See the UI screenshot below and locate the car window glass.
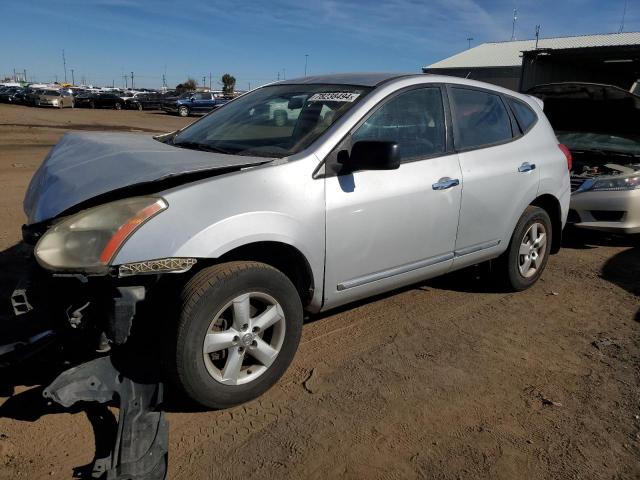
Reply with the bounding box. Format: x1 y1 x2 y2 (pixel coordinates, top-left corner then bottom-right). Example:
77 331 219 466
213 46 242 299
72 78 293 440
508 98 537 133
351 87 446 161
450 88 513 150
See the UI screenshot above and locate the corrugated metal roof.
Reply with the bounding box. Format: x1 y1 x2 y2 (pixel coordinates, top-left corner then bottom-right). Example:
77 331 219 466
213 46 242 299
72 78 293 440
425 32 640 69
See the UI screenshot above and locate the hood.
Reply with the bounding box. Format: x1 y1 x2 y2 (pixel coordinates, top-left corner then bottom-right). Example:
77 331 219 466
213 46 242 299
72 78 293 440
24 132 271 224
527 83 640 137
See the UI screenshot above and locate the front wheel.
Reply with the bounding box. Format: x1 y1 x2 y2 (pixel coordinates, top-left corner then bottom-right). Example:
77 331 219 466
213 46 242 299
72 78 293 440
500 206 552 291
137 103 143 111
178 105 189 117
115 102 122 110
170 261 303 408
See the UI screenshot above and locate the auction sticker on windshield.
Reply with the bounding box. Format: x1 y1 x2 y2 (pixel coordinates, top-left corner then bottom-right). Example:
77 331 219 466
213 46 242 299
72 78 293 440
308 92 360 102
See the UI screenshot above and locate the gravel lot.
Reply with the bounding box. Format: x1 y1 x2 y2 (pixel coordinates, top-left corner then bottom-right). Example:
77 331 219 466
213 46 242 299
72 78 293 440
0 103 638 480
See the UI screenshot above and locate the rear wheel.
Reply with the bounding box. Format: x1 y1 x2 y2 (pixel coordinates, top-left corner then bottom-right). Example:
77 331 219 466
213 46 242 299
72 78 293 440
178 105 189 117
170 261 303 408
137 103 143 111
115 102 122 110
500 206 552 291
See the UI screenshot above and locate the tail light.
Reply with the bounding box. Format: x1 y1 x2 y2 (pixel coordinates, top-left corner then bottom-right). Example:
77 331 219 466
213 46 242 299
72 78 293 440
558 144 572 171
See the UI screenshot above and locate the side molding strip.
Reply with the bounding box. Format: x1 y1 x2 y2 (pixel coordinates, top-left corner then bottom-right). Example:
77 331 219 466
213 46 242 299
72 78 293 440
337 252 454 291
454 239 501 257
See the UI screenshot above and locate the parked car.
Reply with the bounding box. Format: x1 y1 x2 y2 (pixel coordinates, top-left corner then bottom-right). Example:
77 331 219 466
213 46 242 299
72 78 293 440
528 82 640 234
162 91 227 116
21 88 44 106
75 92 125 109
8 73 570 409
35 89 74 108
125 93 165 111
0 86 23 103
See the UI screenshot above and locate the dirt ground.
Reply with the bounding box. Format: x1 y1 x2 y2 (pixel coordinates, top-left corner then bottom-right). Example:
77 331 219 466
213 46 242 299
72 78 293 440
0 103 638 480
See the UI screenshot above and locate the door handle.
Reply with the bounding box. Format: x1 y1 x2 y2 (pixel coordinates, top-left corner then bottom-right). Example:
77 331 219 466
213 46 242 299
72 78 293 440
432 177 460 190
518 162 536 173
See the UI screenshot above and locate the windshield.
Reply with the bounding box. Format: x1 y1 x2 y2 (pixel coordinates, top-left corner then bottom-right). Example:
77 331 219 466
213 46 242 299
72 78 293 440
172 84 371 157
557 131 640 156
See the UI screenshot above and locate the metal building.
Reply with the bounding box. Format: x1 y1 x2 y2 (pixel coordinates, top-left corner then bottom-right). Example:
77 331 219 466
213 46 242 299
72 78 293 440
423 32 640 92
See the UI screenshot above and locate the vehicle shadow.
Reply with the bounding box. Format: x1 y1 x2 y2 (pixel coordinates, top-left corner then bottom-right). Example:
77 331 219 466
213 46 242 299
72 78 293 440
600 245 640 323
561 225 639 250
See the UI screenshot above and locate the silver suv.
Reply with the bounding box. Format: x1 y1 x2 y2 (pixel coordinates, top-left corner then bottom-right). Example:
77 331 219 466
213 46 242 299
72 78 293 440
13 73 570 408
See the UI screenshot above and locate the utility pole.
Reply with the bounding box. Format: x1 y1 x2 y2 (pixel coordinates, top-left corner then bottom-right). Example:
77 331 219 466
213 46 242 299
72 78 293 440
282 68 286 80
71 69 75 86
13 68 16 82
467 37 474 49
511 9 518 41
535 25 541 49
277 71 280 81
202 75 207 90
304 54 309 77
23 70 27 83
131 72 134 89
248 82 251 91
124 74 128 88
619 0 628 33
62 49 67 83
209 72 212 90
54 74 58 83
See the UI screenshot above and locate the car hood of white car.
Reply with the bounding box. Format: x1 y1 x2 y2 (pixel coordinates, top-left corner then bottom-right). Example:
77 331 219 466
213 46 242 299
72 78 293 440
24 131 271 224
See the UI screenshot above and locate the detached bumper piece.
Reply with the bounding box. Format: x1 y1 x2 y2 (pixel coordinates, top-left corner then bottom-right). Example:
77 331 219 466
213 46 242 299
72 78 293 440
43 355 168 480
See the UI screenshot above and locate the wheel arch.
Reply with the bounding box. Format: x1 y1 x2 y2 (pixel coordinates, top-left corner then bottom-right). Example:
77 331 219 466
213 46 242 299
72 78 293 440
530 194 562 254
199 241 316 307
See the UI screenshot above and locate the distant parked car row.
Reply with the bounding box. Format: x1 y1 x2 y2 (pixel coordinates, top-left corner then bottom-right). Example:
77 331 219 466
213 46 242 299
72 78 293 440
0 85 233 116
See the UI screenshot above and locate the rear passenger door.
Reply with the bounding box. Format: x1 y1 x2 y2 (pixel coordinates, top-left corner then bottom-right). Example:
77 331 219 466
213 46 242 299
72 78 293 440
448 86 540 265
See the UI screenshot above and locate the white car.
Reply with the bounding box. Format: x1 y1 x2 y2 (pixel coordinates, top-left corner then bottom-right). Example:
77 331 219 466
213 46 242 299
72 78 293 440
529 83 640 234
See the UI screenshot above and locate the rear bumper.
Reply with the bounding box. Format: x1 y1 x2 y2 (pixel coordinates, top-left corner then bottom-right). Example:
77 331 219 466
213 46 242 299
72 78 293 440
569 188 640 234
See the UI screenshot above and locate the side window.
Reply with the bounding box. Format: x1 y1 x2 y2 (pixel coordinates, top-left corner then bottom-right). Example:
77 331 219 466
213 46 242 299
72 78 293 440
352 87 446 161
449 88 513 150
508 98 537 134
193 93 204 100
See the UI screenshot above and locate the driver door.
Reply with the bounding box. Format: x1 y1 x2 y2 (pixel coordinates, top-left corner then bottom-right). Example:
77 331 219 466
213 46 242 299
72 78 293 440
323 86 462 309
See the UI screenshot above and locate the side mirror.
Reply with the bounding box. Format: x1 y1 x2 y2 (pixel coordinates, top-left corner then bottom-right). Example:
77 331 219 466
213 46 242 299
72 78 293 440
338 141 400 174
190 96 195 102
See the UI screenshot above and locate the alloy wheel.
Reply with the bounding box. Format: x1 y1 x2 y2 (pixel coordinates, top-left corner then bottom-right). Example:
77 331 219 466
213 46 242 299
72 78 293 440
518 222 547 278
202 292 286 385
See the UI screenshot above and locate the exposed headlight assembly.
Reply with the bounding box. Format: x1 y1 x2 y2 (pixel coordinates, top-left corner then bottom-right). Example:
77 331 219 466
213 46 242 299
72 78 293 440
35 197 167 273
589 175 640 192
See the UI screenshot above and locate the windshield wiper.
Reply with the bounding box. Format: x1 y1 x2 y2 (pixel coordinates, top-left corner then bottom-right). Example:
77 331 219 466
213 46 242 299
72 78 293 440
172 141 234 155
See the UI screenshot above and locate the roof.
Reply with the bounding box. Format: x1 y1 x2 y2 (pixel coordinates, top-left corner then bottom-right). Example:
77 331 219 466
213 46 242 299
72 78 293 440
425 32 640 69
277 72 415 87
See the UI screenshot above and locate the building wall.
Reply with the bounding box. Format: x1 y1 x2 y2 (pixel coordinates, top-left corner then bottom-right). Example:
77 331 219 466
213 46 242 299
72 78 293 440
422 66 522 91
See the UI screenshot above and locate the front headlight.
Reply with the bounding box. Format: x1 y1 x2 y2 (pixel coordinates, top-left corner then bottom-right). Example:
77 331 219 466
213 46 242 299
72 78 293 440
35 197 167 273
589 175 640 192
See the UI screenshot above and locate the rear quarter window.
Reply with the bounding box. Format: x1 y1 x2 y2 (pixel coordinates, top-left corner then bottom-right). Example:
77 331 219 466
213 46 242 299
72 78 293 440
508 98 538 134
449 87 513 150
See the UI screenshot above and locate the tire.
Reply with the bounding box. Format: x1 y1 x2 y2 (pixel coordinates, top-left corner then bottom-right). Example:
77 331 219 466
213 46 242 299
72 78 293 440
71 101 75 109
500 206 552 291
90 101 95 109
115 102 122 110
178 106 189 117
171 261 303 408
138 103 143 111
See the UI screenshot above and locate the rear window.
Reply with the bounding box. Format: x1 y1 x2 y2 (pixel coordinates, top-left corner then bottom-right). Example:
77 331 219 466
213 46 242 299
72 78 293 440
508 98 537 133
450 88 513 150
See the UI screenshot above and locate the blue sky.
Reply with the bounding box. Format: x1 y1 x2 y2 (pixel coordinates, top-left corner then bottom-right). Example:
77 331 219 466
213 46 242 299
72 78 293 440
1 0 638 89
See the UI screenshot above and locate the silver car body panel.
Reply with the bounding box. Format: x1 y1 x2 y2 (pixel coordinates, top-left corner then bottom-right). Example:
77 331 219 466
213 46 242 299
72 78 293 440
31 74 569 313
23 132 271 224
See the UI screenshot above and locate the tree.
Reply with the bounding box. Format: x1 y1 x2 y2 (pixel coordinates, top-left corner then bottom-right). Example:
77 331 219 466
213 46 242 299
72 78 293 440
176 78 197 93
222 74 236 96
